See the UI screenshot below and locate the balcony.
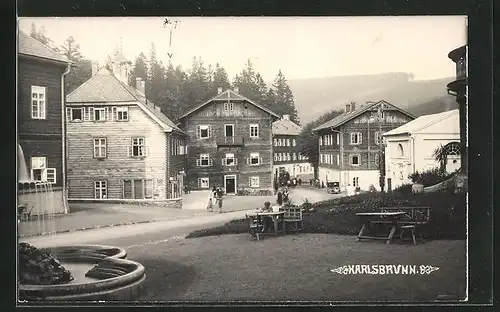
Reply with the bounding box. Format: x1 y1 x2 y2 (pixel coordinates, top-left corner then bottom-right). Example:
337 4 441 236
217 136 244 147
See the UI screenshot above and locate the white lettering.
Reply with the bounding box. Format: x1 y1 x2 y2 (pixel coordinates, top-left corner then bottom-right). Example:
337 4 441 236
402 265 409 274
386 265 394 274
361 265 369 274
348 265 355 274
410 265 416 274
379 265 385 275
371 265 378 274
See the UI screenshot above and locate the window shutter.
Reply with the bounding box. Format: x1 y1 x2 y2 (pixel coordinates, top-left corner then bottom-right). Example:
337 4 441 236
222 158 226 166
249 177 252 186
196 159 200 167
66 107 72 122
112 107 117 121
89 107 94 121
145 146 149 157
196 126 201 138
247 158 250 165
197 178 201 188
208 125 212 138
83 107 88 121
127 145 131 157
106 107 111 121
359 133 362 144
209 158 213 167
234 158 238 165
259 157 263 165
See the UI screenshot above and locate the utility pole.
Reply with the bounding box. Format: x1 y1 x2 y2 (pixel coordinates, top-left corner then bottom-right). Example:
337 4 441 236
378 104 385 192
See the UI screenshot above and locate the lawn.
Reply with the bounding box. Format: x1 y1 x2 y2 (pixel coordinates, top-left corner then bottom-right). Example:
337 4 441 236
127 233 466 302
186 191 466 240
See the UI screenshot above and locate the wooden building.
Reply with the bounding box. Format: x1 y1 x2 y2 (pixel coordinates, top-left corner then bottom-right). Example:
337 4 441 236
178 88 280 195
272 115 313 180
313 100 415 191
18 31 71 215
65 50 186 207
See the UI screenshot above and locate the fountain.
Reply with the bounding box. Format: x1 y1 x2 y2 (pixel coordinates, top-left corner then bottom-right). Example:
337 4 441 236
17 144 146 301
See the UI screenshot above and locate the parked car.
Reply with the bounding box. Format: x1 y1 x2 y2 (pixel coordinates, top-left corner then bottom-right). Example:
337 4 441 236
326 182 341 194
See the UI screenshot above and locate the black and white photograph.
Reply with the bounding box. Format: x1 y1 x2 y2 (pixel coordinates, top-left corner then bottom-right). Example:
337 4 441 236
16 14 479 304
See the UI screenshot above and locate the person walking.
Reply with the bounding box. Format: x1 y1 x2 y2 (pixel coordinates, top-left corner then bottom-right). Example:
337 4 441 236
277 191 283 206
216 187 224 213
207 188 215 212
283 186 290 204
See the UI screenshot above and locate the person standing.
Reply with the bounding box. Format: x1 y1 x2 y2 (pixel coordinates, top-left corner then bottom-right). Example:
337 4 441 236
216 187 224 213
277 191 283 206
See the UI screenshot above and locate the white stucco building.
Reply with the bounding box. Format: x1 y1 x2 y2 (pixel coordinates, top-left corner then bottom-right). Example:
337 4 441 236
382 109 460 189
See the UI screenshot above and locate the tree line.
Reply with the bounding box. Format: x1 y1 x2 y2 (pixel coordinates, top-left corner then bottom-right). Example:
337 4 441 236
29 24 300 125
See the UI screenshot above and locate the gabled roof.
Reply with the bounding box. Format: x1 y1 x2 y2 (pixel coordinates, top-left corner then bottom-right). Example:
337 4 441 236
383 109 459 136
273 118 302 136
18 31 70 64
178 89 280 120
313 100 415 132
66 68 183 134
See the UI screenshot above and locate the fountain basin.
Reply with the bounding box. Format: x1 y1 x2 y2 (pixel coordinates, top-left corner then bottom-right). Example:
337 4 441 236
18 245 146 301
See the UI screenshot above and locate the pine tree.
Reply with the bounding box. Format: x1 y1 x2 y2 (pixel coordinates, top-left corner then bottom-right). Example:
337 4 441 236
146 43 166 109
29 23 57 50
209 63 231 97
59 36 92 94
272 70 300 124
129 52 148 88
184 56 211 110
232 59 268 103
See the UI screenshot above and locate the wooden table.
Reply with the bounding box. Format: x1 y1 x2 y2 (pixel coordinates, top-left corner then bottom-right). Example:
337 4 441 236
255 211 285 236
355 212 406 244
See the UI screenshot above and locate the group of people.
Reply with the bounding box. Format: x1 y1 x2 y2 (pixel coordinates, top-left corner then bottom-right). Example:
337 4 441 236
276 186 291 206
274 177 301 194
207 186 224 212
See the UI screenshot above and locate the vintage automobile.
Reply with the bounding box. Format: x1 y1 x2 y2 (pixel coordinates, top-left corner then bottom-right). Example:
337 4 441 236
326 182 341 194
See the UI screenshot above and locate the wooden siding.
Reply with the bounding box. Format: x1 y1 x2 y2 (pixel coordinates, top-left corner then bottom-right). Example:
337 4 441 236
182 100 274 191
66 105 168 199
19 138 63 187
318 109 412 171
18 58 66 136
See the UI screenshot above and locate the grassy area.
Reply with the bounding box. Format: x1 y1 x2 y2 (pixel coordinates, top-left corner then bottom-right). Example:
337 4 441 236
186 191 466 240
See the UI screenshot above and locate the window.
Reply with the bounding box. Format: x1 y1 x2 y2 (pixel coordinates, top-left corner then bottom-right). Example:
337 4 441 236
350 132 362 145
83 107 94 121
115 106 129 121
198 177 210 188
274 153 278 161
397 143 404 157
225 124 234 137
30 156 57 184
94 138 107 158
130 137 146 157
250 124 259 138
94 181 107 199
224 101 233 111
94 108 107 121
249 177 260 188
70 108 83 121
353 177 359 187
292 139 296 146
248 152 260 165
336 154 340 165
374 131 384 145
31 86 46 119
196 154 212 167
286 139 290 146
336 133 340 144
292 153 297 161
374 153 380 167
350 154 360 166
196 125 211 139
319 136 323 146
223 153 236 166
274 138 278 146
278 153 282 161
320 154 324 164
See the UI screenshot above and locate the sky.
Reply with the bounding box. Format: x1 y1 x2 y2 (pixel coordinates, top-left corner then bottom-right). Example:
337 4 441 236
18 16 467 82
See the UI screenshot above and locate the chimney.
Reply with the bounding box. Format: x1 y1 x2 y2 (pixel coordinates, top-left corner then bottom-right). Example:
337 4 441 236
91 61 99 76
217 87 223 94
155 106 161 112
234 87 239 93
345 103 351 113
136 78 145 95
282 114 290 120
350 102 356 111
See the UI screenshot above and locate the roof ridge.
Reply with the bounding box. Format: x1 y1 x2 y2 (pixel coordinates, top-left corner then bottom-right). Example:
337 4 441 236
411 109 458 133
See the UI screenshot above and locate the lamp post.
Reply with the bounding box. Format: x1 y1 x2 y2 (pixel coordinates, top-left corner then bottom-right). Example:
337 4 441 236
447 45 467 190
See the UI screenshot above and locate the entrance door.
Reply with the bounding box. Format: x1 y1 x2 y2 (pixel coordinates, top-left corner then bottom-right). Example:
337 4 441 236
224 175 236 194
134 179 144 199
225 124 234 137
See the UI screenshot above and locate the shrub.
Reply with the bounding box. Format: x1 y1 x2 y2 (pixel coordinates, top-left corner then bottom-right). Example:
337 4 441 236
394 183 413 194
408 168 453 187
18 243 74 285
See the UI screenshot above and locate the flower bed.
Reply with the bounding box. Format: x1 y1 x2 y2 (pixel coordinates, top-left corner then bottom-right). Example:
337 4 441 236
18 243 74 285
186 192 466 240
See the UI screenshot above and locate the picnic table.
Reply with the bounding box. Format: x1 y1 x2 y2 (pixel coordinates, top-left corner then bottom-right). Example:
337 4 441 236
355 211 407 244
255 211 285 237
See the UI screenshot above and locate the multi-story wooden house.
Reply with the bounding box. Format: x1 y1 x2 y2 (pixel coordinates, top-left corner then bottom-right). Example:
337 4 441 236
178 87 280 195
313 100 415 190
272 115 313 180
18 31 71 215
65 50 186 207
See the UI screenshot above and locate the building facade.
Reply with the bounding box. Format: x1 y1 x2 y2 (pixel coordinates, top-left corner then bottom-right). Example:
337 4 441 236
18 32 71 215
383 110 460 189
65 50 186 207
313 100 415 191
272 115 313 180
179 88 280 195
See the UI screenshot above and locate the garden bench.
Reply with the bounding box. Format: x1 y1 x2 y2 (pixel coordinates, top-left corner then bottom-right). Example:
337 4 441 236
376 206 432 245
282 206 303 234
